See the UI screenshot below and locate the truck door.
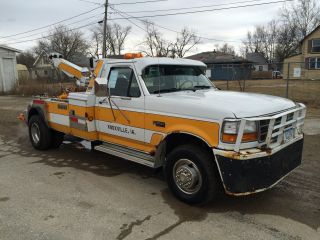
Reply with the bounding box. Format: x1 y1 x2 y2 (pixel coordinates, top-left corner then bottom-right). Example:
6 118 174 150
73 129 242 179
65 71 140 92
95 65 147 151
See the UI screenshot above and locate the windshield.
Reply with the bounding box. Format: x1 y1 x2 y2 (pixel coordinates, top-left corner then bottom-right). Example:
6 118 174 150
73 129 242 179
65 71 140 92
141 65 215 94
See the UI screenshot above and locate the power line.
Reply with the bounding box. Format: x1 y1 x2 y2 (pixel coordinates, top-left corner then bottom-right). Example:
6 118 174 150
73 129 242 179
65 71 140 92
4 0 290 46
109 6 150 33
114 0 269 14
109 0 167 5
108 0 293 20
78 0 167 5
0 6 103 39
79 0 103 5
3 20 101 45
2 13 104 43
111 6 245 43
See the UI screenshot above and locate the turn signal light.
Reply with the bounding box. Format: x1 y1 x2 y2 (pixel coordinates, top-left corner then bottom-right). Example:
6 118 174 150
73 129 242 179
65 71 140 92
222 133 258 143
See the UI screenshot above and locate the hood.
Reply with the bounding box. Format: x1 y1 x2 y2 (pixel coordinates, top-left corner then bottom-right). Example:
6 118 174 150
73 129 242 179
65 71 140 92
145 90 296 120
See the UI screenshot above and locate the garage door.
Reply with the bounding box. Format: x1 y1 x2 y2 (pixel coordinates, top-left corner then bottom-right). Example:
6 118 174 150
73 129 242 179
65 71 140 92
2 58 15 92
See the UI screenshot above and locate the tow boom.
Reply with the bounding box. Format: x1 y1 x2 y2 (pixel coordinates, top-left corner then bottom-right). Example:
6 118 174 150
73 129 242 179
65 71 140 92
49 53 90 87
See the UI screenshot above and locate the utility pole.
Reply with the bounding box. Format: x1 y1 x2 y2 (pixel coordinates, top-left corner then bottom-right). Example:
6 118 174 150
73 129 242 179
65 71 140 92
102 0 108 58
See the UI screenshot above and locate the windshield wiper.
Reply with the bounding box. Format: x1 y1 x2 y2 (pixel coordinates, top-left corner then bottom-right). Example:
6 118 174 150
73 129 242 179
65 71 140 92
153 86 212 94
153 88 179 94
193 85 212 89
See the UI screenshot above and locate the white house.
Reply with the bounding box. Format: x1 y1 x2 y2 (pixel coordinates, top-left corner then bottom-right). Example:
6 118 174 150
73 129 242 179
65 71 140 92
0 45 21 93
246 52 268 71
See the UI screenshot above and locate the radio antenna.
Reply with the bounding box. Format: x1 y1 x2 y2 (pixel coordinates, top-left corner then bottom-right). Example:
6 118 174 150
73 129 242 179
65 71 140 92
157 59 161 97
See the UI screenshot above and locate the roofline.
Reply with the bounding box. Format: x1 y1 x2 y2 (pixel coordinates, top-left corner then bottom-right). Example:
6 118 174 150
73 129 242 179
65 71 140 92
300 24 320 43
285 53 302 59
33 50 47 67
0 45 21 53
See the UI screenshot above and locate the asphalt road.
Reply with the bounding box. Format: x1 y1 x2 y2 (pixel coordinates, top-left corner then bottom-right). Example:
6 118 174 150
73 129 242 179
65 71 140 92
0 95 319 240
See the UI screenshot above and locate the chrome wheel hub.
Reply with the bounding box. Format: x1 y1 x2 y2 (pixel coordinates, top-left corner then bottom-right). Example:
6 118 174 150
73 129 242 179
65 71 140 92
173 159 202 194
31 123 40 144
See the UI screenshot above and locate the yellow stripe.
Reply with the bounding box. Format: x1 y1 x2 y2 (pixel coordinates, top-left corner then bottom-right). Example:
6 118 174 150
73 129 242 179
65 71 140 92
49 122 98 140
47 102 69 116
88 60 104 89
48 104 220 148
95 107 220 147
150 133 164 146
99 132 155 153
49 122 155 153
94 60 103 76
59 63 83 79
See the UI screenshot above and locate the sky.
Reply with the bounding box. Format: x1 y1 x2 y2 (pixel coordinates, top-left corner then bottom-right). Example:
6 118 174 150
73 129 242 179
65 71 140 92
0 0 287 56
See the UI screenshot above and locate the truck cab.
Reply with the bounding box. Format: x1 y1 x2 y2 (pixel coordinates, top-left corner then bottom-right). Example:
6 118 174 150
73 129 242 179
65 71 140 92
24 54 306 204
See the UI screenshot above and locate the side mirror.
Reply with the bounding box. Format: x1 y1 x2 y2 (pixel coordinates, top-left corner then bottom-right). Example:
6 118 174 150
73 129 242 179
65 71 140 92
94 78 108 97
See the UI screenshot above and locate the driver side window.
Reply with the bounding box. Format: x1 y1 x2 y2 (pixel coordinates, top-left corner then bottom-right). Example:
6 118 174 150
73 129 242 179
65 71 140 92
108 67 141 97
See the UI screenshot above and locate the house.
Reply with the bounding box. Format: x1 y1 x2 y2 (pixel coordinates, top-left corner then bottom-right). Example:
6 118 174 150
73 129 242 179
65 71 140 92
16 64 29 83
186 51 252 80
31 51 54 80
0 45 21 93
283 25 320 80
246 52 268 71
31 51 90 81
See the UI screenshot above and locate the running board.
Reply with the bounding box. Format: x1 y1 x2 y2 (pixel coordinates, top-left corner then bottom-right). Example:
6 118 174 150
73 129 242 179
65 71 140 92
94 142 155 168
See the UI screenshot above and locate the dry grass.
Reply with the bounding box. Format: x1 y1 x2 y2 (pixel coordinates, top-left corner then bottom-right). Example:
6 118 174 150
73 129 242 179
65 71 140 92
11 80 76 97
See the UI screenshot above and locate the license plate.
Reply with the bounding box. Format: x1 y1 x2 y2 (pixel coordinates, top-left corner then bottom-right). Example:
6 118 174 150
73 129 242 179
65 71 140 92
284 127 294 142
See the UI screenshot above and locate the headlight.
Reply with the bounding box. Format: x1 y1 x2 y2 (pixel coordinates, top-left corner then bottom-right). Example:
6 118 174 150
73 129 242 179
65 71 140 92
222 119 258 143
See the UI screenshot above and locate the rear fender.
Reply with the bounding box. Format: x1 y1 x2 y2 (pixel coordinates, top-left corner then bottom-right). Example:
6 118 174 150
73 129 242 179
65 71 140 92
28 104 49 126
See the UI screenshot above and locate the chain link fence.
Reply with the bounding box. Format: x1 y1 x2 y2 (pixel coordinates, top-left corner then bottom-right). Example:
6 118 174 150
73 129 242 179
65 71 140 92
211 62 320 108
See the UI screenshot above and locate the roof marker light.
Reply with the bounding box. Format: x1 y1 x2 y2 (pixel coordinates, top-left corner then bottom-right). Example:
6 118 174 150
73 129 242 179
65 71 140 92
124 52 143 59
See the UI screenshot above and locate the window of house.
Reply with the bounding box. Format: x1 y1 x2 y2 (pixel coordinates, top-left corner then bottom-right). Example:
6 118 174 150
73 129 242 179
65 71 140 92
258 66 263 71
311 39 320 53
107 67 141 97
308 57 320 69
44 70 48 75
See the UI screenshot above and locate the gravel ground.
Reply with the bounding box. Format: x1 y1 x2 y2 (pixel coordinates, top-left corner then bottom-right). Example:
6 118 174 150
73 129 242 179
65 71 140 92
0 95 319 240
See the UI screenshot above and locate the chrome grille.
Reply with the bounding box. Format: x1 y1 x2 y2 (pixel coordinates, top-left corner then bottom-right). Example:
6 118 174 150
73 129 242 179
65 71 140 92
229 104 306 152
259 117 281 142
259 119 270 142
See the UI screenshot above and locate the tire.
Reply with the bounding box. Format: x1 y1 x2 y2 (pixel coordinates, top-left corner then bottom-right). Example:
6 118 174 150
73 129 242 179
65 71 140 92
28 115 52 150
164 144 220 205
51 130 64 149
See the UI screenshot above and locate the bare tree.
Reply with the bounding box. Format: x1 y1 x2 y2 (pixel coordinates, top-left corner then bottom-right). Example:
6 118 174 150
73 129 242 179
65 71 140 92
173 28 201 58
89 27 102 58
275 23 298 62
17 51 36 68
89 23 131 58
241 21 278 61
142 21 173 57
142 21 200 58
33 25 88 61
110 23 131 55
214 43 236 55
281 0 320 39
242 0 320 62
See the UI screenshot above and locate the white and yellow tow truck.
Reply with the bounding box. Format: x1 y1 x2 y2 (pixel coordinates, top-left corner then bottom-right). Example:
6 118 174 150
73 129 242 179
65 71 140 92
20 52 306 204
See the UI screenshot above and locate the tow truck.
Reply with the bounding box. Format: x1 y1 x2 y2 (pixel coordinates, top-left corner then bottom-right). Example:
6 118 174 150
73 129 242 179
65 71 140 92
19 52 306 204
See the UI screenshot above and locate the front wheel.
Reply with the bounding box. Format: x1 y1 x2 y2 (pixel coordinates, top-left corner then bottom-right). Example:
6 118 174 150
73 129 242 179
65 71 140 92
165 144 220 204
